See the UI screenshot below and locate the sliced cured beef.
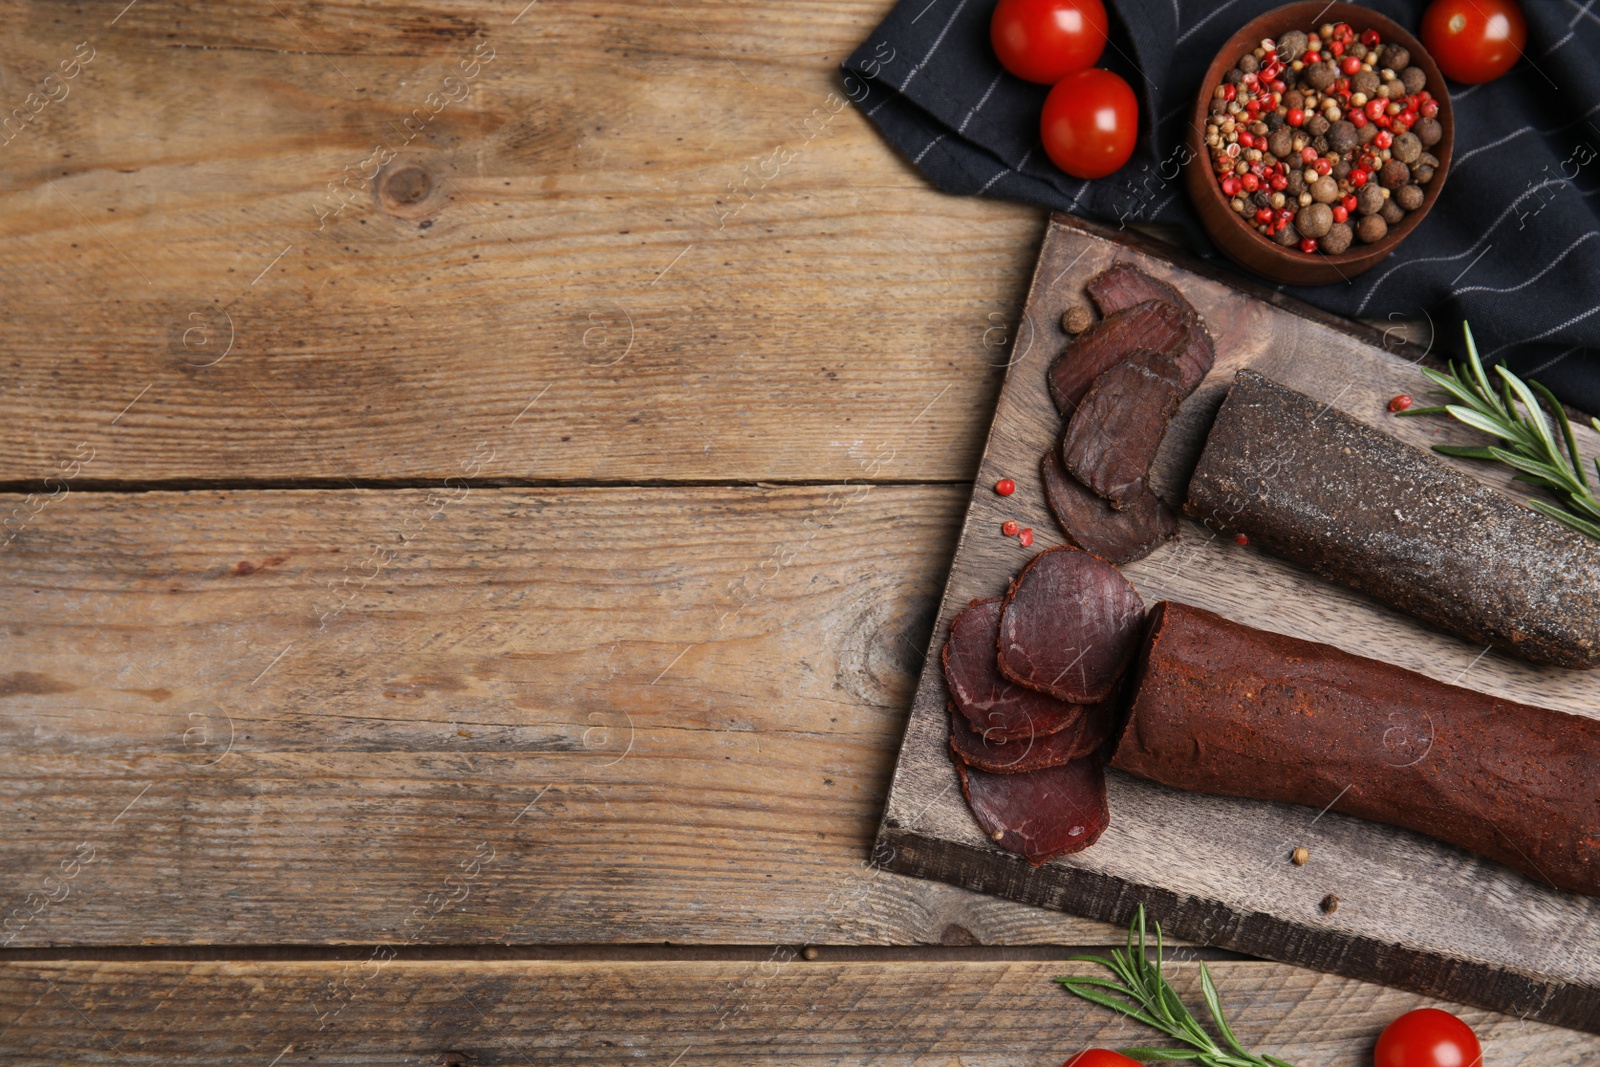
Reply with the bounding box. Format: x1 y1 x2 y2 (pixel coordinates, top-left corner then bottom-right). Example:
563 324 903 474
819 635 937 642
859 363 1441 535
1041 446 1177 564
1085 264 1216 393
957 756 1110 866
1062 348 1185 509
942 598 1083 742
947 699 1114 774
1185 369 1600 669
1086 262 1186 316
1048 299 1192 417
996 546 1146 703
1113 600 1600 896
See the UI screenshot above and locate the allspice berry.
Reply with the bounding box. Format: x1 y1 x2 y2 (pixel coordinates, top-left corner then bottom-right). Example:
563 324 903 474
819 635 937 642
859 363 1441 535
1284 89 1305 111
1269 126 1295 158
1320 893 1340 914
1239 52 1260 74
1382 44 1410 71
1395 183 1424 211
1357 213 1388 243
1311 176 1340 204
1327 120 1358 153
1415 116 1443 148
1062 306 1093 334
1278 29 1309 61
1357 183 1385 215
1391 131 1423 165
1320 221 1353 254
1357 121 1379 145
1380 199 1405 225
1401 66 1427 95
1286 170 1309 196
1274 221 1302 247
1297 202 1334 238
1351 68 1379 96
1380 159 1410 189
1305 61 1336 91
1306 113 1330 137
1411 162 1436 185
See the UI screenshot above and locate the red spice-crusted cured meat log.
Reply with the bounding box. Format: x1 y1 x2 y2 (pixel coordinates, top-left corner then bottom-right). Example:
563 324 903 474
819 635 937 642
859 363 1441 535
1112 600 1600 896
942 598 1083 743
947 699 1114 774
1184 369 1600 669
1042 446 1177 564
956 756 1110 866
1062 349 1185 509
1048 300 1192 416
996 546 1146 703
1085 264 1215 392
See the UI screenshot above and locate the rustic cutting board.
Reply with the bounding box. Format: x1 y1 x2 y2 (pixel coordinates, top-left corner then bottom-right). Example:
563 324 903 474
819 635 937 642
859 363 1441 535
876 213 1600 1033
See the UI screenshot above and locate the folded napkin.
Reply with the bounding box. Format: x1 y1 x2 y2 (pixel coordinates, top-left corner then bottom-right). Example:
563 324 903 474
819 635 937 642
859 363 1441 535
843 0 1600 414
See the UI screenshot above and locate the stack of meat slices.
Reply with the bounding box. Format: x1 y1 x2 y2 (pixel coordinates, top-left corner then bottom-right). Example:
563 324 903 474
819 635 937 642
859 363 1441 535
1042 263 1215 565
942 546 1147 865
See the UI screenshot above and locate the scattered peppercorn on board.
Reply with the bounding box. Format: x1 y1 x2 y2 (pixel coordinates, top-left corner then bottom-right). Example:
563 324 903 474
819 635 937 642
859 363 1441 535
876 212 1600 1033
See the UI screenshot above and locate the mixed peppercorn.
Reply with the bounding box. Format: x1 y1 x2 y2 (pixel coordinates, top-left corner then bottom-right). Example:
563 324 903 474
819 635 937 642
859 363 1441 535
1206 21 1444 255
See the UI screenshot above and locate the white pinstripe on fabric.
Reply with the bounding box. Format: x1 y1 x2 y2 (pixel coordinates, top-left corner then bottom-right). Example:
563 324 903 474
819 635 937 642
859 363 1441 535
913 132 947 164
1569 0 1600 29
1176 0 1244 45
959 71 1004 133
1453 125 1537 169
1450 231 1600 298
1527 346 1579 375
900 0 971 91
1487 305 1600 358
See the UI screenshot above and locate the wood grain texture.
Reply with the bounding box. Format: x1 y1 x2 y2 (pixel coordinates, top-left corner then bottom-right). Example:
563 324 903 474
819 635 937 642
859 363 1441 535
878 214 1600 1032
0 0 1039 486
0 481 1134 948
3 958 1596 1064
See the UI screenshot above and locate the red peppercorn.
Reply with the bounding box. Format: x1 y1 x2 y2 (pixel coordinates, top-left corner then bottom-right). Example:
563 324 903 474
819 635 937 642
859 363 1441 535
1270 173 1288 191
1221 176 1240 197
1340 55 1361 75
1287 107 1304 126
1242 71 1258 88
1235 532 1250 545
1313 157 1331 176
1223 83 1236 102
1241 173 1260 192
1400 109 1417 126
995 478 1015 496
1350 109 1367 128
1374 130 1393 150
1421 99 1439 118
1301 146 1318 163
1331 205 1348 223
1375 112 1392 129
1001 520 1019 537
1255 207 1274 224
1299 237 1319 253
1342 193 1358 212
1366 99 1386 120
1237 131 1253 149
1389 395 1413 413
1017 527 1034 547
1330 39 1344 57
1361 28 1381 47
1271 78 1287 93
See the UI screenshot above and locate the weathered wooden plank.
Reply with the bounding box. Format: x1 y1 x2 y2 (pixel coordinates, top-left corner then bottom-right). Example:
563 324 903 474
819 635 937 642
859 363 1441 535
878 214 1600 1032
0 0 1038 486
1 958 1593 1064
0 482 1129 946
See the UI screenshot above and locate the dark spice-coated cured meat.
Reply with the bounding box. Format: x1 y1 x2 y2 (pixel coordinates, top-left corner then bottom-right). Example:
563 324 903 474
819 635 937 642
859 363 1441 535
1062 349 1185 509
1048 300 1192 416
942 598 1083 743
1085 264 1215 393
996 546 1146 703
1185 370 1600 669
947 699 1114 774
1112 600 1600 896
957 755 1110 866
1041 446 1177 564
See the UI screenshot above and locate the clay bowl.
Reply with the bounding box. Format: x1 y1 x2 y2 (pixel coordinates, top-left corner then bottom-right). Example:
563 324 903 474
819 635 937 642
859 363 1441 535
1186 1 1453 285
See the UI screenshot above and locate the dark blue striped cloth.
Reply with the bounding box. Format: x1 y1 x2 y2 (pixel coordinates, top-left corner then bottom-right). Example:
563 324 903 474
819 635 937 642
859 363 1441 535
843 0 1600 414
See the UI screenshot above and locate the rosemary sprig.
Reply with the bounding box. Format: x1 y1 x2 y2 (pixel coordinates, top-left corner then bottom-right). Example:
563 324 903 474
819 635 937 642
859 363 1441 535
1055 907 1300 1067
1398 321 1600 542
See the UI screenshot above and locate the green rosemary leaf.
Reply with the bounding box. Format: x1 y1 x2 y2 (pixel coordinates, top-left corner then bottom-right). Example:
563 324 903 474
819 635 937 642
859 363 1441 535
1116 1049 1209 1061
1430 444 1500 460
1487 446 1584 496
1529 378 1588 490
1499 366 1561 459
1199 963 1250 1058
1445 404 1517 440
1057 978 1169 1032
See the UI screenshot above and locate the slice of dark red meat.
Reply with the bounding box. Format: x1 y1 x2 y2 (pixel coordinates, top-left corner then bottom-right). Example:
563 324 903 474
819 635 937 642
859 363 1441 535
1062 348 1185 509
1041 446 1177 564
1086 264 1216 394
948 700 1116 774
1048 299 1191 417
942 598 1082 742
996 546 1146 703
957 756 1110 865
1086 262 1186 316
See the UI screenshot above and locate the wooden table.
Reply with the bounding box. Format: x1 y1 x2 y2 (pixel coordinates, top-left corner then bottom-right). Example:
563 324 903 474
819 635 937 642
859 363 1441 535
0 2 1592 1062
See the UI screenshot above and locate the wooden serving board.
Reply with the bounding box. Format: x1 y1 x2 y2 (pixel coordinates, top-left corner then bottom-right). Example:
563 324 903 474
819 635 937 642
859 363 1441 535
876 213 1600 1033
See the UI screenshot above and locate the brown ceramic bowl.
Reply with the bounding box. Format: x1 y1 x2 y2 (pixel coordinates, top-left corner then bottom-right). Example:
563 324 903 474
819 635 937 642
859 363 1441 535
1186 2 1453 285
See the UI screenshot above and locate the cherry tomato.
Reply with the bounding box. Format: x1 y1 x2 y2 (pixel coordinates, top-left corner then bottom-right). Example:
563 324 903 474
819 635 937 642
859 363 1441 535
1420 0 1526 84
1040 67 1138 179
1062 1052 1142 1067
1374 1008 1483 1067
991 0 1109 84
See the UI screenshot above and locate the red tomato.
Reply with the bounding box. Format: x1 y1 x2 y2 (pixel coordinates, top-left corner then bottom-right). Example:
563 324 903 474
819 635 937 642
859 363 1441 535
1374 1008 1484 1067
991 0 1109 84
1062 1052 1141 1067
1420 0 1526 84
1040 67 1138 179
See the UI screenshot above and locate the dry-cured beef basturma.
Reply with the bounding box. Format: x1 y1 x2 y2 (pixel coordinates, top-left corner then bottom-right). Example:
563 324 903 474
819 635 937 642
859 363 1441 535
1085 263 1216 393
1062 348 1185 509
947 698 1114 774
942 598 1082 742
996 546 1146 703
1185 370 1600 669
1041 446 1177 564
1048 299 1192 416
1113 601 1600 896
957 756 1110 866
